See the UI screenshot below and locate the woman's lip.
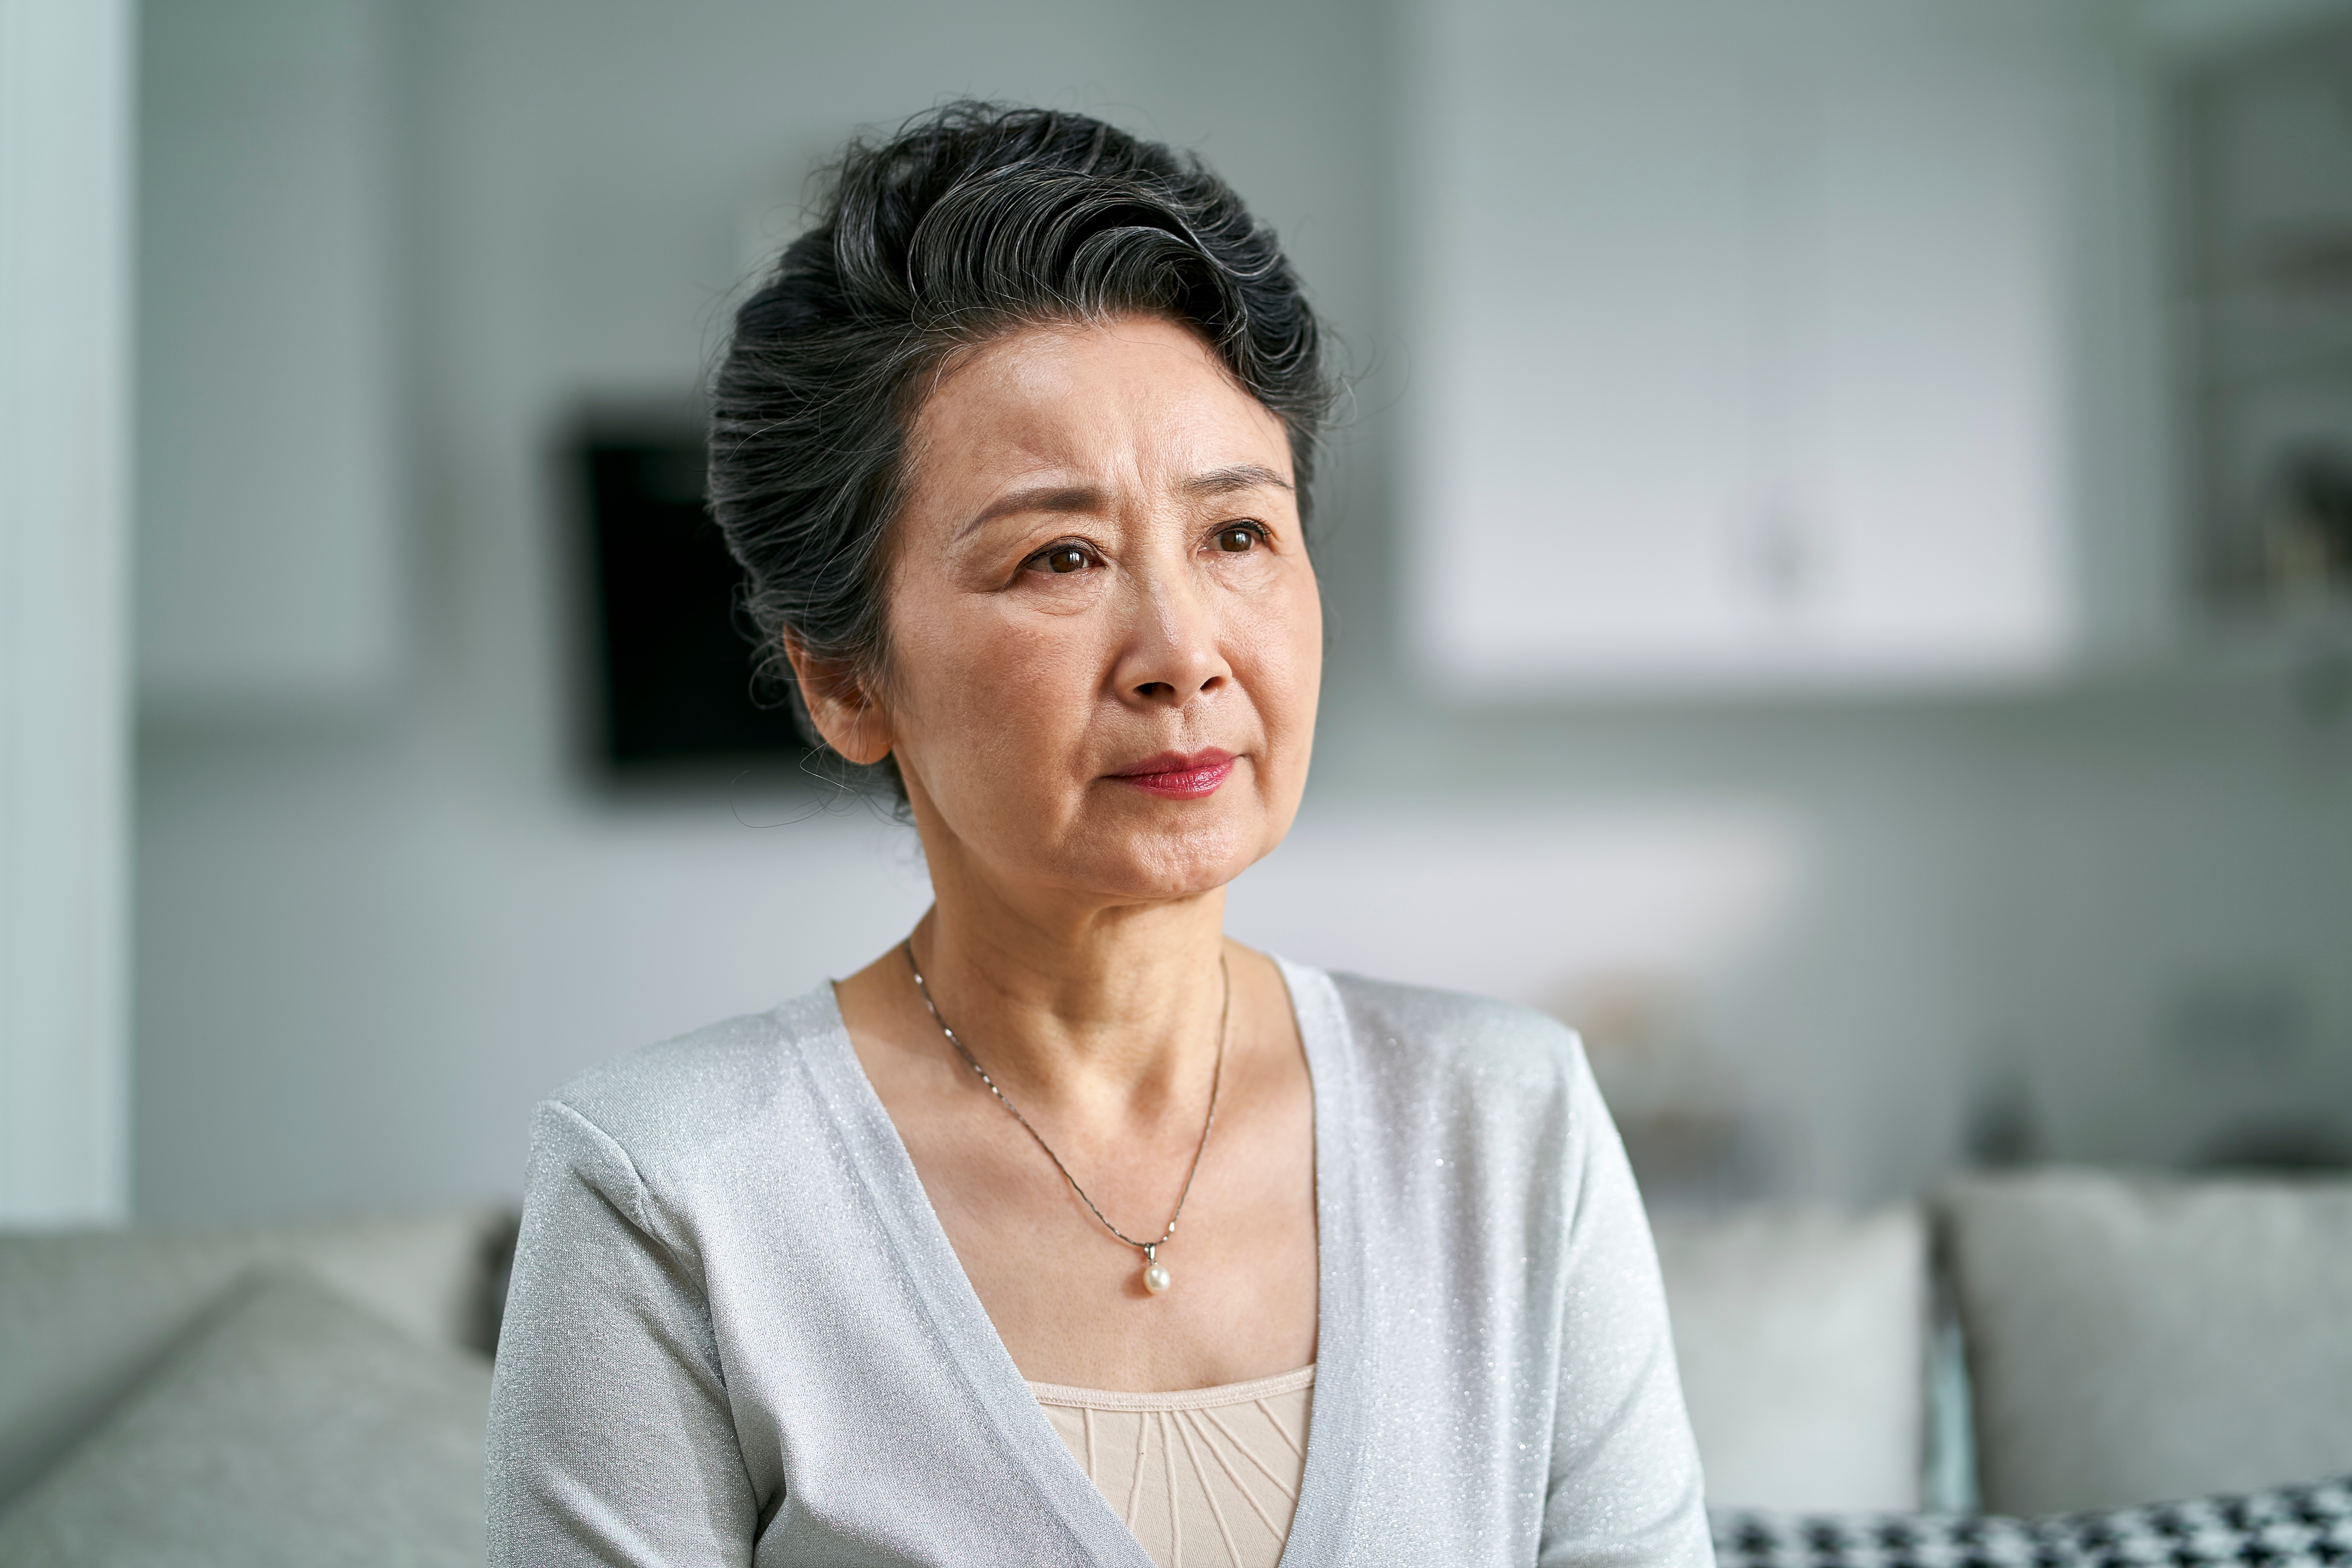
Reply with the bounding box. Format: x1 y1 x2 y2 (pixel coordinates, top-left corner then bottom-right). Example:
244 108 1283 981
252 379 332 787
1110 749 1236 798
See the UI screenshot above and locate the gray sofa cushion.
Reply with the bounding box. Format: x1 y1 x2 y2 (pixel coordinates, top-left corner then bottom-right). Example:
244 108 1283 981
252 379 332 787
1652 1205 1926 1511
0 1267 489 1567
0 1207 510 1508
1944 1169 2352 1515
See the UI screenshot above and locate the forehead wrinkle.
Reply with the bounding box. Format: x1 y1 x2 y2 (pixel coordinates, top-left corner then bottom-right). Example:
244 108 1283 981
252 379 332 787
916 321 1294 547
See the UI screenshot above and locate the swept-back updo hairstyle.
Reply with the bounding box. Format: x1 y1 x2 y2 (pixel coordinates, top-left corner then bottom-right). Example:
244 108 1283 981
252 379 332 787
707 102 1332 758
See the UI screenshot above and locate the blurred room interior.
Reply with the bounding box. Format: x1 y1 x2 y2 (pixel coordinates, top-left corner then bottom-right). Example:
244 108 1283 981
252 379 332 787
3 0 2350 1546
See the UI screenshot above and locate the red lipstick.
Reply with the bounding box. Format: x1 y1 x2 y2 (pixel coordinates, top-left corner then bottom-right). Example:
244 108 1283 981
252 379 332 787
1111 749 1236 799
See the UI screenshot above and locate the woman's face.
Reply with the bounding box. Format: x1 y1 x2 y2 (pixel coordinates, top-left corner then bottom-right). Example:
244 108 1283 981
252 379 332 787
825 314 1321 911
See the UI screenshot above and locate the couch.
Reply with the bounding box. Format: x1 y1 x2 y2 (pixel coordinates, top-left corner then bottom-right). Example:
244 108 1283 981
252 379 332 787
0 1209 514 1565
1 1170 2345 1564
1657 1169 2352 1519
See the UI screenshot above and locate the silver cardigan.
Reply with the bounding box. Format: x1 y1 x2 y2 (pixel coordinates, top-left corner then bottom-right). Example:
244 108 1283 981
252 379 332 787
486 959 1714 1568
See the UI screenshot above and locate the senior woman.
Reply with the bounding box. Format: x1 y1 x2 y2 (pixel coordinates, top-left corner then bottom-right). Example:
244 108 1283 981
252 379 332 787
487 103 1709 1568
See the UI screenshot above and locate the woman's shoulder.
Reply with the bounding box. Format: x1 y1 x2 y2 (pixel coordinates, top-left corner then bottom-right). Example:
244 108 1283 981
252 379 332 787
1289 961 1596 1100
537 982 842 1174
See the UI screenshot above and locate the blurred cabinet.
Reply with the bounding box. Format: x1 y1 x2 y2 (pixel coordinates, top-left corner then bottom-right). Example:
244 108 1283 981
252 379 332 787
1404 0 2167 693
136 0 403 711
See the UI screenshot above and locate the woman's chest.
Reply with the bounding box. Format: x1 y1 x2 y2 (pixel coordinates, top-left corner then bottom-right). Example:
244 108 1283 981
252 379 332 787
900 1094 1320 1391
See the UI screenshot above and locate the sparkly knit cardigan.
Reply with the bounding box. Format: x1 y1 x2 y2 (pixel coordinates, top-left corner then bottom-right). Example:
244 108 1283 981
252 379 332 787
486 960 1715 1568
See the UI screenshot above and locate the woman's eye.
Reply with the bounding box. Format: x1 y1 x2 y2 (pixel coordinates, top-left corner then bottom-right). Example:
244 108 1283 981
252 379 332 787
1215 525 1260 554
1038 546 1090 574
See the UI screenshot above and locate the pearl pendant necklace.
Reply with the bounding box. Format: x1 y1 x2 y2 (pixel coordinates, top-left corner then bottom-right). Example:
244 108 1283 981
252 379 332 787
905 941 1229 1298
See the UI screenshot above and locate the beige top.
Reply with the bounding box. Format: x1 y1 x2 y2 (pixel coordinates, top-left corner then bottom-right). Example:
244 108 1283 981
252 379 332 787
1029 1367 1315 1568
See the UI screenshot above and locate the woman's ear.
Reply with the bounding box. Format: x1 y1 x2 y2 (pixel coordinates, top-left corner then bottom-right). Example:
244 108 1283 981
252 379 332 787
782 635 897 766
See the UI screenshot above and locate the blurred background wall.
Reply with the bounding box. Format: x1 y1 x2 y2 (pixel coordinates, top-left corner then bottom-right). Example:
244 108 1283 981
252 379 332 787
1 0 133 1227
128 0 2352 1223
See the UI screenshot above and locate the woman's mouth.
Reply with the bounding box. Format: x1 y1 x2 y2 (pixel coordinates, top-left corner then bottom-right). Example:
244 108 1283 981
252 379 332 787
1110 749 1236 798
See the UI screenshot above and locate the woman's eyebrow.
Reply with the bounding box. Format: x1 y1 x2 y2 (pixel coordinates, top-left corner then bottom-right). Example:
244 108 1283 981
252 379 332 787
958 465 1289 538
958 483 1103 538
1182 463 1292 498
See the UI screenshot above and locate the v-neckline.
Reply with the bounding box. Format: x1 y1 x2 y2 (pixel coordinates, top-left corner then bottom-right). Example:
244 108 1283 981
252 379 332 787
797 956 1368 1568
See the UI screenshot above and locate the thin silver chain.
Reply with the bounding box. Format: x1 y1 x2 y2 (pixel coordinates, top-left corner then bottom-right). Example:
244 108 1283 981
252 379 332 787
902 939 1229 1256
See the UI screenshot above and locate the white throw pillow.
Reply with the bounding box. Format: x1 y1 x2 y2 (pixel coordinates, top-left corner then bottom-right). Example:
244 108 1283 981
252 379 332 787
0 1266 489 1567
1652 1205 1927 1512
1944 1168 2352 1515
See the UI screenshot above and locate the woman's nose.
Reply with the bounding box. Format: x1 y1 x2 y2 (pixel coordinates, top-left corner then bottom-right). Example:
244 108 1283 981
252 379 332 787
1116 570 1231 706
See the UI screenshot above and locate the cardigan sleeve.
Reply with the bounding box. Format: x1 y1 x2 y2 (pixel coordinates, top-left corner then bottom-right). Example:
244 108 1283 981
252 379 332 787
1538 1054 1715 1568
487 1098 761 1567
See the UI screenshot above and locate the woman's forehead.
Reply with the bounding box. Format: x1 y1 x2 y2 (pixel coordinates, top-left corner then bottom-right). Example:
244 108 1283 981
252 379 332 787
911 317 1291 492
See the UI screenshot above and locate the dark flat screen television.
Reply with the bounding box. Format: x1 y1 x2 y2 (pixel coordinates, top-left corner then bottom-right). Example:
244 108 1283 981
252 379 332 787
577 426 811 774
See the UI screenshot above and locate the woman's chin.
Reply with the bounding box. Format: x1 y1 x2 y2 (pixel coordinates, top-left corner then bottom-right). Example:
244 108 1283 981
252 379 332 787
1045 822 1276 908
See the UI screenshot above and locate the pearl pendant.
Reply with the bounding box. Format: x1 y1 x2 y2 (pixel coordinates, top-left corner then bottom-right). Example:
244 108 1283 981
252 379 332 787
1142 1247 1172 1295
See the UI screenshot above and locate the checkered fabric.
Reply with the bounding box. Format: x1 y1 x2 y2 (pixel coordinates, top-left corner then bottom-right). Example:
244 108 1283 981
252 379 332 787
1712 1474 2352 1568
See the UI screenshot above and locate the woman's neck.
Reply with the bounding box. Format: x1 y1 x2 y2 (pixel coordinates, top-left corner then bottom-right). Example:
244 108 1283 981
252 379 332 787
906 871 1233 1122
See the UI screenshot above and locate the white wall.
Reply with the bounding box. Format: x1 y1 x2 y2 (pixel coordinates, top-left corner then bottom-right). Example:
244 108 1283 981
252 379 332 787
1 0 133 1225
136 0 404 714
132 0 2352 1221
